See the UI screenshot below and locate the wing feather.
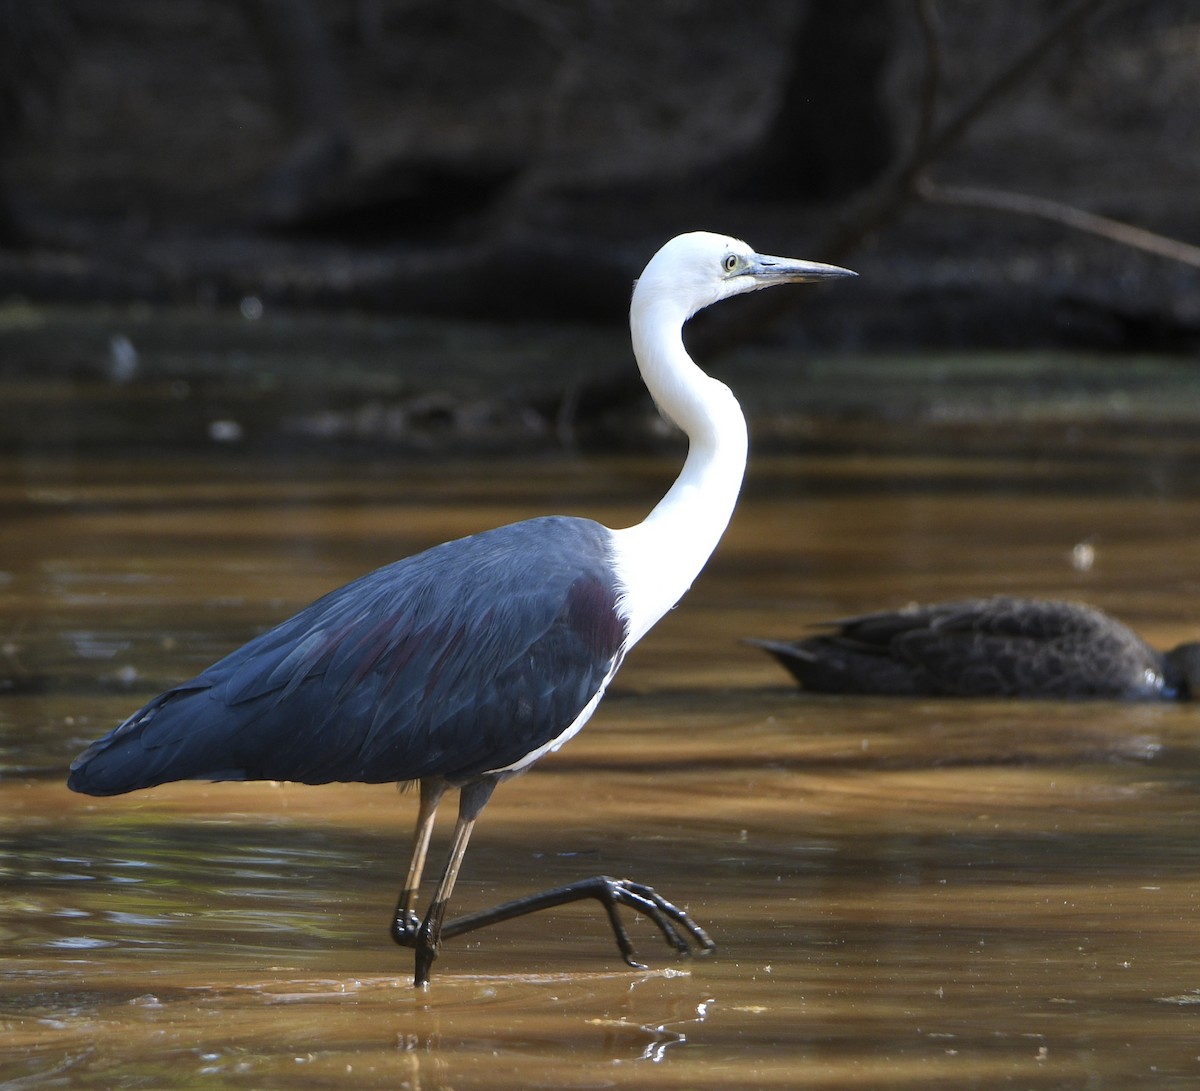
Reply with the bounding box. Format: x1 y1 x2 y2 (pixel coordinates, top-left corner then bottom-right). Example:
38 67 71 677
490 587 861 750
68 517 626 794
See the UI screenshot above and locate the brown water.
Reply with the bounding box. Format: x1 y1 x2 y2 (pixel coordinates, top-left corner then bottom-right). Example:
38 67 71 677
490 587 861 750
5 436 1200 1088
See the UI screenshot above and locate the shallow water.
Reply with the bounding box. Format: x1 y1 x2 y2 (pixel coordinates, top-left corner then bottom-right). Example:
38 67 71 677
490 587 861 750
5 415 1200 1086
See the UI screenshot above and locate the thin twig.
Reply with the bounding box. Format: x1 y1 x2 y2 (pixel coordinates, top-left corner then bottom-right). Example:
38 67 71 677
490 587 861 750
909 0 944 172
921 0 1106 167
816 0 1110 261
918 179 1200 269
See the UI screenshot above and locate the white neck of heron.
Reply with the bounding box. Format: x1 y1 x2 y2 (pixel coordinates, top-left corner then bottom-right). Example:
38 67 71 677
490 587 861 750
609 297 749 649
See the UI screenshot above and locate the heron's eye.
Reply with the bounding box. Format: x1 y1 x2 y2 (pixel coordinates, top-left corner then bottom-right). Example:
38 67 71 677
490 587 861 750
723 254 739 274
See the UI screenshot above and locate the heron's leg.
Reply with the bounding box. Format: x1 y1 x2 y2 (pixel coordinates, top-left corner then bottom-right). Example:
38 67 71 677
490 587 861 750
438 875 715 969
412 777 497 987
390 778 447 946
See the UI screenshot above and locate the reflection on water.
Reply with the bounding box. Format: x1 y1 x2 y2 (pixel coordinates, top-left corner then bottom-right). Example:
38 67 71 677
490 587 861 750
5 407 1200 1086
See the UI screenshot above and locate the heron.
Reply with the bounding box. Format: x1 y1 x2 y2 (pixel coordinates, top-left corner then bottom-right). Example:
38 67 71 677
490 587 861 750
68 231 856 986
749 596 1200 699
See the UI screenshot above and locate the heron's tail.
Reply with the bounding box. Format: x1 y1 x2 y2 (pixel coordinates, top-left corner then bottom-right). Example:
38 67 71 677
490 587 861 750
67 685 244 795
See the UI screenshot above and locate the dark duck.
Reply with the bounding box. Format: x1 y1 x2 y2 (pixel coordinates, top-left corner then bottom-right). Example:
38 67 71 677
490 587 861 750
749 596 1200 700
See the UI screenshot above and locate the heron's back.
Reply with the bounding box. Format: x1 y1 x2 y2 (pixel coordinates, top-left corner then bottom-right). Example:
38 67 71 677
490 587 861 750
68 517 627 794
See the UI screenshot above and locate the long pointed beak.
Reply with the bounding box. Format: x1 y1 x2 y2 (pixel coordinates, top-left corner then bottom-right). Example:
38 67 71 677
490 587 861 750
748 254 857 284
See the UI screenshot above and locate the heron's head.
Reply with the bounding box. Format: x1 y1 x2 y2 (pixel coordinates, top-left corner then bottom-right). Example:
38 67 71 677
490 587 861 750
633 231 856 320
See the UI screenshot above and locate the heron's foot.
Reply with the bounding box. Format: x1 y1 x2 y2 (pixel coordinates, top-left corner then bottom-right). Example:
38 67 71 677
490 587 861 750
436 874 714 972
412 899 449 988
395 876 713 985
392 908 442 987
391 904 438 986
586 876 716 968
390 906 421 948
413 920 439 988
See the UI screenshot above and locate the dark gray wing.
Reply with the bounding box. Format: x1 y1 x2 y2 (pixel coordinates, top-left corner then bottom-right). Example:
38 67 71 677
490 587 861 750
68 517 627 794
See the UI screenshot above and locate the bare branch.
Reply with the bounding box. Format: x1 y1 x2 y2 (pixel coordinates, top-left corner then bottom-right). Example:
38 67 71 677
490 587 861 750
918 179 1200 269
815 0 1111 262
908 0 943 171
